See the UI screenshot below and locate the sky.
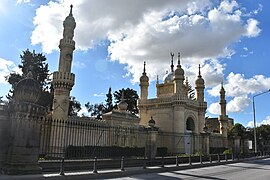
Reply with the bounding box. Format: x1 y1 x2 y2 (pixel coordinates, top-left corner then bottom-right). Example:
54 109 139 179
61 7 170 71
0 0 270 127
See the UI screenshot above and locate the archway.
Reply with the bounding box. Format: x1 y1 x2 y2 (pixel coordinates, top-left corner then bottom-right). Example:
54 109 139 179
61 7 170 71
185 117 195 154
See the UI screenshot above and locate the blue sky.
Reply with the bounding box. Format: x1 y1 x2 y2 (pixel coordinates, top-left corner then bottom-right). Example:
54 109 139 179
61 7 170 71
0 0 270 127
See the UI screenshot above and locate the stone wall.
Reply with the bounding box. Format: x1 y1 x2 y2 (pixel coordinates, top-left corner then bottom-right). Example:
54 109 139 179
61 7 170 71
0 104 10 169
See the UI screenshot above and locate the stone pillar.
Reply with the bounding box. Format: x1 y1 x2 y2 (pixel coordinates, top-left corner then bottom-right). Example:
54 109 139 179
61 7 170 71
200 132 210 155
145 130 158 159
3 103 46 174
145 117 159 159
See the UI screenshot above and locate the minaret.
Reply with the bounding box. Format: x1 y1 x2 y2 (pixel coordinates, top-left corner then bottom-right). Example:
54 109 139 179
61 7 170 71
139 61 149 100
195 64 205 102
173 52 185 94
52 5 76 120
219 83 228 136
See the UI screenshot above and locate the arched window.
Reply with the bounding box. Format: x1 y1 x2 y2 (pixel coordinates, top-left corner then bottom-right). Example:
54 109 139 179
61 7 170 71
186 117 195 131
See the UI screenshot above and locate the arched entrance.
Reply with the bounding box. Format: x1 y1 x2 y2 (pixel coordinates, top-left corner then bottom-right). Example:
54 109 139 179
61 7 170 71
185 117 195 154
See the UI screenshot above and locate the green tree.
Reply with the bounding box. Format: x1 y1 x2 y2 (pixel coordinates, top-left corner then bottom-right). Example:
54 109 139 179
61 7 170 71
113 88 139 114
85 102 105 119
5 49 51 108
228 123 247 139
104 87 114 113
6 49 50 90
68 96 81 116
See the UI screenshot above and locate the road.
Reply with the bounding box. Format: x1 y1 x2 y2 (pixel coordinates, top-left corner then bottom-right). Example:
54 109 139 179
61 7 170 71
108 158 270 180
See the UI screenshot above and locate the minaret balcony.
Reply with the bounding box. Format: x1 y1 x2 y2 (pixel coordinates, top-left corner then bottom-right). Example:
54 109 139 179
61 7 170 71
52 71 75 89
59 38 75 49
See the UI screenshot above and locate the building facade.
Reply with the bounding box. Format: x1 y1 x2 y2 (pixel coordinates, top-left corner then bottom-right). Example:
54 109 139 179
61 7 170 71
0 5 234 174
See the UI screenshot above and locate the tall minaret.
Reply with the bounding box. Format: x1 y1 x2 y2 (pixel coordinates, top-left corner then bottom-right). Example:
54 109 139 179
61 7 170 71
219 83 228 136
195 64 205 102
139 61 149 100
52 5 76 120
173 52 185 94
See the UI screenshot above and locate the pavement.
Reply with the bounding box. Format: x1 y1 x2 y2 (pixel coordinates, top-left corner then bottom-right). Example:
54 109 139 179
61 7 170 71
0 156 267 180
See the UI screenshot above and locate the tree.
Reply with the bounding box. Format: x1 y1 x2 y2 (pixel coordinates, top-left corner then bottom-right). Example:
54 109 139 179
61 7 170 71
104 87 114 113
228 123 247 139
5 49 52 108
85 102 105 119
68 96 81 116
113 88 139 114
6 49 50 90
186 81 195 100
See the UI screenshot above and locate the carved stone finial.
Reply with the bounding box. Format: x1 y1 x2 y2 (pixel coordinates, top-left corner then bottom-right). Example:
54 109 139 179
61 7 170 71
69 4 73 16
198 64 201 77
143 61 146 74
156 75 159 84
177 52 180 65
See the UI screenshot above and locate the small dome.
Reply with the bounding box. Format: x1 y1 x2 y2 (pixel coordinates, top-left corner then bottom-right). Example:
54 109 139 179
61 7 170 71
163 71 174 83
140 74 149 82
14 72 41 103
174 66 184 76
63 5 76 29
195 77 205 85
118 101 128 111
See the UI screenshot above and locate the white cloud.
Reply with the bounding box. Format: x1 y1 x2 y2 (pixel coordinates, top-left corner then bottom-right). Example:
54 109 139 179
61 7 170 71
16 0 30 5
31 0 261 84
207 73 270 115
208 73 270 97
208 96 250 115
260 116 270 125
77 106 90 117
0 58 21 84
208 102 220 115
247 116 270 127
73 61 86 69
245 19 261 37
227 96 250 113
94 93 104 97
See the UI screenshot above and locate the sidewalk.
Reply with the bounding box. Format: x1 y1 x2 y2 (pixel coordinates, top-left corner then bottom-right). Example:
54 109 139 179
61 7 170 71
0 156 266 179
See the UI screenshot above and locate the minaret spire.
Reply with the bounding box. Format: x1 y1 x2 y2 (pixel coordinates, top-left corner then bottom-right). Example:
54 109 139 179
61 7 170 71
170 52 174 72
143 61 146 75
177 52 180 65
198 64 201 77
69 4 73 16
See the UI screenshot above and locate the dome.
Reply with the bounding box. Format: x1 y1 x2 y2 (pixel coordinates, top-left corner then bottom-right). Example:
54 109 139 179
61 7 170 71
174 65 184 76
14 72 41 103
63 5 76 29
140 74 149 82
163 71 174 83
118 101 128 111
195 76 205 85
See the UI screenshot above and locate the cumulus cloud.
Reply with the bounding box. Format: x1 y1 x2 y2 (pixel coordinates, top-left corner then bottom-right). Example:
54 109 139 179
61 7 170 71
208 72 270 97
208 72 270 115
94 93 104 97
0 58 21 84
260 116 270 126
247 116 270 127
31 0 261 84
208 102 220 115
227 96 250 113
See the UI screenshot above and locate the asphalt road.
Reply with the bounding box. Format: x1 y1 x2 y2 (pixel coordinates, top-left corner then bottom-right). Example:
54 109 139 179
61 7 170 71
108 158 270 180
